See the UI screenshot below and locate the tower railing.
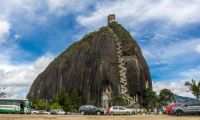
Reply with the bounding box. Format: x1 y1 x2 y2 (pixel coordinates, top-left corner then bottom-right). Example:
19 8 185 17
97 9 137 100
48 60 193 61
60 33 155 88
108 27 136 106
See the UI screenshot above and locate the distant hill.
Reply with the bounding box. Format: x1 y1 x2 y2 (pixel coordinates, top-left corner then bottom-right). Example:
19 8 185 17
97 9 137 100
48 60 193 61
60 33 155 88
174 94 196 103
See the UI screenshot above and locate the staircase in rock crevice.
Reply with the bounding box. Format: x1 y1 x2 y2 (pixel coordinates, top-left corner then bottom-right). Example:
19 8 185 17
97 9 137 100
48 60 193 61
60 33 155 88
108 27 136 106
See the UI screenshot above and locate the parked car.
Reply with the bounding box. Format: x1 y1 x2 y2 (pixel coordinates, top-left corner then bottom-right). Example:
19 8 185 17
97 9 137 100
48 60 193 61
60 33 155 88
50 109 66 115
160 106 166 114
79 105 104 115
30 109 40 114
165 103 182 114
38 110 51 114
109 106 135 115
172 101 200 116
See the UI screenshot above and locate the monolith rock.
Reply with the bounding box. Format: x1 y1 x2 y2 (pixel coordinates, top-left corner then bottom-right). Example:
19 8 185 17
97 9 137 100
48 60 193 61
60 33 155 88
27 14 152 107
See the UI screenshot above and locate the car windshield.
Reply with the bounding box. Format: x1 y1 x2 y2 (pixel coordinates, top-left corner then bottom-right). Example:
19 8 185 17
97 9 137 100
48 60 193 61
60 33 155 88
59 109 64 112
88 105 96 109
90 105 95 108
119 107 125 110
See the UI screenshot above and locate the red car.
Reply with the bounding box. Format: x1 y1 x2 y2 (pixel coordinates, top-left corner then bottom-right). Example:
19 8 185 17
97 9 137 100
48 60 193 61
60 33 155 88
165 103 181 114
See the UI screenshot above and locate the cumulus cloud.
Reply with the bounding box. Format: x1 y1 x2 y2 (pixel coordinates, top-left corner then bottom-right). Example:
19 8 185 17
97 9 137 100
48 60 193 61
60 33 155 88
76 0 200 29
0 19 10 43
0 0 39 18
47 0 92 15
153 80 193 98
143 38 200 64
3 87 29 98
153 67 200 98
47 0 88 15
196 44 200 54
180 67 200 80
0 54 54 98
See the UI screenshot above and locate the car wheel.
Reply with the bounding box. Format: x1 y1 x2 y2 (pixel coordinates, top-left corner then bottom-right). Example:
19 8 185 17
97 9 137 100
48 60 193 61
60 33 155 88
110 112 114 115
81 111 85 115
97 111 101 115
175 110 183 116
126 112 130 115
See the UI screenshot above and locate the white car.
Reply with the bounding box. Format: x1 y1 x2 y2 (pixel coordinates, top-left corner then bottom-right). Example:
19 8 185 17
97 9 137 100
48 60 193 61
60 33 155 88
39 110 51 114
50 109 66 115
109 106 136 115
31 109 40 114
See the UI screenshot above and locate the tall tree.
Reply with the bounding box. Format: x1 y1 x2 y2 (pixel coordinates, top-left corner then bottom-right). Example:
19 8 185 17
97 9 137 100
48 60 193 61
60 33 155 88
58 89 72 112
185 79 200 101
70 89 81 111
142 88 158 110
159 89 174 106
49 102 62 109
31 98 47 110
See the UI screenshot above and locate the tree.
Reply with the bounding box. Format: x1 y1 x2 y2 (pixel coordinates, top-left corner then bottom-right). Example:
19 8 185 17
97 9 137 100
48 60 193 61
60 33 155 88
58 89 72 112
31 98 47 110
185 79 200 101
159 89 174 106
49 102 62 109
70 89 81 112
142 88 158 110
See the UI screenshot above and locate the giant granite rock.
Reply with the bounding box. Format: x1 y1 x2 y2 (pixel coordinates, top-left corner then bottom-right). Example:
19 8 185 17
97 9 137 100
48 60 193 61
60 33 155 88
27 18 152 106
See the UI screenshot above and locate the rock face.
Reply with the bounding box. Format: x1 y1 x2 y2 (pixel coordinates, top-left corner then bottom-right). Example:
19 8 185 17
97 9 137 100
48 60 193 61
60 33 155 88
27 21 152 106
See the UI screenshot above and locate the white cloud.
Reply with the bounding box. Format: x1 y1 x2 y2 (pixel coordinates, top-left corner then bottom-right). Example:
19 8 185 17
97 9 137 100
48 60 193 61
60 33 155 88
0 19 10 43
3 87 28 98
160 39 200 58
76 0 200 29
47 0 93 16
180 67 200 80
196 44 200 54
0 0 94 42
143 38 200 64
48 0 71 15
0 54 54 98
153 80 194 98
153 67 200 98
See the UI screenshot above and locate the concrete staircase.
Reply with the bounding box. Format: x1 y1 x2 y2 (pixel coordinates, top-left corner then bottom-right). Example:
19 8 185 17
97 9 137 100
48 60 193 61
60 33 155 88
108 28 135 107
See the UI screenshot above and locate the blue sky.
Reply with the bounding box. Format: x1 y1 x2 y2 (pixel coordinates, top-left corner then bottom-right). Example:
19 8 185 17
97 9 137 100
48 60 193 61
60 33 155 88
0 0 200 98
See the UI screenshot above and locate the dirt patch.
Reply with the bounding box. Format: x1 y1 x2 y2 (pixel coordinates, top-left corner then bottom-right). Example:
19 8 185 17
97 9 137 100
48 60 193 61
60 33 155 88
0 114 199 120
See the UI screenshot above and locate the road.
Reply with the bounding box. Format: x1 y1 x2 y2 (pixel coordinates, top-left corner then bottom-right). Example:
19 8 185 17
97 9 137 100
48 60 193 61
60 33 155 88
0 114 199 120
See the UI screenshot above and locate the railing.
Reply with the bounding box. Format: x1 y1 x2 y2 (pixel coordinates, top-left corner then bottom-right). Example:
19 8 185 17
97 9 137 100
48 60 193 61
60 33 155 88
108 28 136 106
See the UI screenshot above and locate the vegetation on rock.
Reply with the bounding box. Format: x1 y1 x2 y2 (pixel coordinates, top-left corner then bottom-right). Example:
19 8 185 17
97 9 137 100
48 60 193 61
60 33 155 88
31 89 81 112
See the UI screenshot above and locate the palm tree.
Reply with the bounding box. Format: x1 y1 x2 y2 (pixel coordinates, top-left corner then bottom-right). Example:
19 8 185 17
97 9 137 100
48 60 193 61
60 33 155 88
185 79 200 101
